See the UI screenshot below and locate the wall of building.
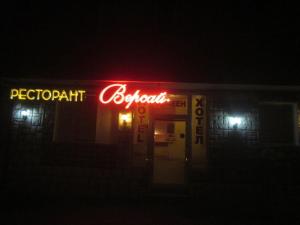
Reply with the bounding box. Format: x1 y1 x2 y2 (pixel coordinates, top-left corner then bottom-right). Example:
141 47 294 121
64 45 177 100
4 95 145 196
3 82 300 197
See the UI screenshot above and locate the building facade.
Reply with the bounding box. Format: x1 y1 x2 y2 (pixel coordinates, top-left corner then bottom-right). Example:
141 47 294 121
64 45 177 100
1 79 300 196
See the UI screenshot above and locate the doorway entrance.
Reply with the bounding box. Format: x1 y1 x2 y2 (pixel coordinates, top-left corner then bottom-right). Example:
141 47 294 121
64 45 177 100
152 120 186 185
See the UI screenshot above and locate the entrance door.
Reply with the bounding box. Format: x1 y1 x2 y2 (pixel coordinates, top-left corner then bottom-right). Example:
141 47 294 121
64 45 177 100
153 120 186 185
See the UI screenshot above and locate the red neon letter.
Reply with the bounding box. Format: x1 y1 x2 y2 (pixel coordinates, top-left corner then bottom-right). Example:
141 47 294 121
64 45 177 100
99 84 170 108
99 84 126 105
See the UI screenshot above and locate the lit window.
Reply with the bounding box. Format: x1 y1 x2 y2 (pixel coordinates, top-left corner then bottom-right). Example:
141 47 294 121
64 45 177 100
228 116 243 128
118 111 132 130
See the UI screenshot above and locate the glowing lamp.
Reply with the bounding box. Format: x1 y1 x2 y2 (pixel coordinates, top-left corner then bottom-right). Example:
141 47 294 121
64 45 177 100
21 109 30 117
118 111 132 130
228 116 242 128
21 109 30 120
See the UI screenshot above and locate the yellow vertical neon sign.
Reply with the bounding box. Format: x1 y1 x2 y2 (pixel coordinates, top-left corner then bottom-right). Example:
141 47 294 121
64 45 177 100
191 95 207 169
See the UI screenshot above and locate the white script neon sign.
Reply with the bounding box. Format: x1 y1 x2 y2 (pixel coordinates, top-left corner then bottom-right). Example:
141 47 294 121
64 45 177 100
99 84 170 109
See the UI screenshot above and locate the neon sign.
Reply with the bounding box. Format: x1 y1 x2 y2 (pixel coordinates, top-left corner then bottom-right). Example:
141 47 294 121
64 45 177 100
99 84 170 109
10 88 86 102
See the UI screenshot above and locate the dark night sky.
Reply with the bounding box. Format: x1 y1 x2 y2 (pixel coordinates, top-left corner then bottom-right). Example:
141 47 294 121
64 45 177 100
1 1 299 84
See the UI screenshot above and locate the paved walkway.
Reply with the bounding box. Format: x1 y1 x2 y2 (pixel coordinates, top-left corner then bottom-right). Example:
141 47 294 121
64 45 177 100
1 194 299 225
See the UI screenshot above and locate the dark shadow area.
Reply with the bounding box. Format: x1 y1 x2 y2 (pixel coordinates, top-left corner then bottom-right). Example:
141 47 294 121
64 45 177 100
1 145 300 225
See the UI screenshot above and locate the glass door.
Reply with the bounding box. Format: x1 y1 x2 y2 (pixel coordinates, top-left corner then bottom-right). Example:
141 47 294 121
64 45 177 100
153 120 186 185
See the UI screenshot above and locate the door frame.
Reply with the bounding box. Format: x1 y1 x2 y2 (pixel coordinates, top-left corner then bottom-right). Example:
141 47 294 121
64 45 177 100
148 115 190 187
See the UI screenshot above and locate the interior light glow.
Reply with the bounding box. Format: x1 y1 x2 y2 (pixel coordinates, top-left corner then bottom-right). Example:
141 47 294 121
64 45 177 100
99 84 170 109
121 114 130 122
228 116 242 127
21 109 30 117
13 105 41 124
118 111 133 129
